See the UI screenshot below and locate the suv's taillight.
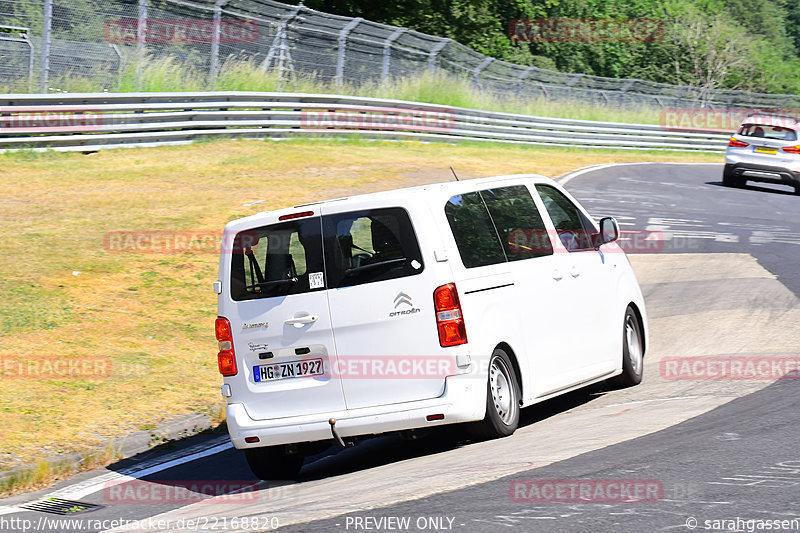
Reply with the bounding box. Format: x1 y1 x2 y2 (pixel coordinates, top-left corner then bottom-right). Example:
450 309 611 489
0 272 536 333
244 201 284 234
215 317 238 376
782 145 800 154
728 137 749 147
434 283 467 347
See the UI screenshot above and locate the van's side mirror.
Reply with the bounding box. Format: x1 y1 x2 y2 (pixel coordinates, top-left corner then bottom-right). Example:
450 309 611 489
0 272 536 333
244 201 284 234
597 217 619 246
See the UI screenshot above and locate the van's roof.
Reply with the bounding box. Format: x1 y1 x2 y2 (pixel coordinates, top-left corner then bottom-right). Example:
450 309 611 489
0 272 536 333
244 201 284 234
226 173 553 231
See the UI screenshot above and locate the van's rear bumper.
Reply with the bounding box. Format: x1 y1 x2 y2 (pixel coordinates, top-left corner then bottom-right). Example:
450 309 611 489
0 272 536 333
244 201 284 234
225 374 484 449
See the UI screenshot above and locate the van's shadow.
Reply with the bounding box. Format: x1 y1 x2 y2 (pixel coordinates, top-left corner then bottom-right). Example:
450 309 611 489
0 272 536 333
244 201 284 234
298 383 608 481
706 180 797 196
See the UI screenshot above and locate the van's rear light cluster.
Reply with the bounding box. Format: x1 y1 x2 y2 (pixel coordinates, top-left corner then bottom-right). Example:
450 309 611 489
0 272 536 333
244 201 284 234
728 137 749 148
782 146 800 154
433 283 467 347
278 210 314 221
215 316 238 376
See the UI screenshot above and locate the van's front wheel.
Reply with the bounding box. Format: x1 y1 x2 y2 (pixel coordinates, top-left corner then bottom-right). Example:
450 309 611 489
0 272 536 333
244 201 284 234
471 348 520 439
244 446 304 480
608 306 644 388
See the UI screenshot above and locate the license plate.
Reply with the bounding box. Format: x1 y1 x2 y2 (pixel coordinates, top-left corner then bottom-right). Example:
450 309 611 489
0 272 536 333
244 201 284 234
754 146 777 154
253 358 323 382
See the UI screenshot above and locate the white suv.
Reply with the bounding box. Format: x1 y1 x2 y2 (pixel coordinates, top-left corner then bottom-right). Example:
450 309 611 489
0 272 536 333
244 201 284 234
214 174 648 479
724 114 800 193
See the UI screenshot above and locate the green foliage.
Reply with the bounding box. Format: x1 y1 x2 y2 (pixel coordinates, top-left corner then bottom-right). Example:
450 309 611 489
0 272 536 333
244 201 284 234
297 0 800 94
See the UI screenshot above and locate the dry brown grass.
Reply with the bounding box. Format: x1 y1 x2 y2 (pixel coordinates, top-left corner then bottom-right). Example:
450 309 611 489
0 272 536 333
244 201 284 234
0 138 720 474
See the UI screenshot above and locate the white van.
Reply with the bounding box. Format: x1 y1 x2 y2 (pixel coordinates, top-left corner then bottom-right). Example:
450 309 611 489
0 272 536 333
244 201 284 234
215 174 648 479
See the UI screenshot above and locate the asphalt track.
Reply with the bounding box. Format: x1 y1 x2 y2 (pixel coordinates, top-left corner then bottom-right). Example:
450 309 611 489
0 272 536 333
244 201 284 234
2 163 799 533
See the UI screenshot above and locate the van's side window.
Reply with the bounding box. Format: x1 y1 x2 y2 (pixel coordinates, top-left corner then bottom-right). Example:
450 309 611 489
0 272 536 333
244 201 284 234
480 185 553 260
323 207 424 288
445 192 507 268
229 217 324 301
536 185 597 251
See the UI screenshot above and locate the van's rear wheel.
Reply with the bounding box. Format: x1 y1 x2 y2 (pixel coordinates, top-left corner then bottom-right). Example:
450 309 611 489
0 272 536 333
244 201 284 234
608 306 644 388
244 446 304 480
471 348 520 439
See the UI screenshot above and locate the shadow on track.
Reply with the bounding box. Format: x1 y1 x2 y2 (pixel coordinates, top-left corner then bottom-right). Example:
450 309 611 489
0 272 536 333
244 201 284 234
299 384 609 481
705 180 798 196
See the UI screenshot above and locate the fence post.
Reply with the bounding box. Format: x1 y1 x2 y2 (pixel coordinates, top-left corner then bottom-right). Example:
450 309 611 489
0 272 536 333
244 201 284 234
516 66 536 98
617 78 635 108
137 0 147 55
473 57 494 86
336 17 363 87
428 38 450 76
39 0 52 93
136 0 147 88
264 4 302 77
382 27 407 84
27 32 35 92
210 0 229 82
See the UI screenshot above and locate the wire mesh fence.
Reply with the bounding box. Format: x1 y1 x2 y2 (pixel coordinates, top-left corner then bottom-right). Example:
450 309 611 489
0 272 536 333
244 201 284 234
2 0 800 110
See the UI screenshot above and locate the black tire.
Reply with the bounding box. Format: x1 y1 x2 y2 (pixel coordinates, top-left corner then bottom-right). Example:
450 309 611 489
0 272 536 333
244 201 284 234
244 446 304 480
470 348 520 439
608 306 645 388
722 167 742 188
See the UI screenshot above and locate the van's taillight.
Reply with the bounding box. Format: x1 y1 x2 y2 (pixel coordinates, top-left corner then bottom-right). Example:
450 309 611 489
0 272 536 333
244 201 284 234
728 137 748 147
434 283 467 347
215 316 238 376
279 210 314 221
782 145 800 153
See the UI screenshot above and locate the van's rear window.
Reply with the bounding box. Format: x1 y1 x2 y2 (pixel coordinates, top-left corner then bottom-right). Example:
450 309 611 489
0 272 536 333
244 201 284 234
229 217 325 301
229 207 423 299
323 207 424 289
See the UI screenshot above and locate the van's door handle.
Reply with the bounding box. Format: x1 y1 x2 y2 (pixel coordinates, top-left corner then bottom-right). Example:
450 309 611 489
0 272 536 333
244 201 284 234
570 266 580 278
285 314 319 328
552 269 563 281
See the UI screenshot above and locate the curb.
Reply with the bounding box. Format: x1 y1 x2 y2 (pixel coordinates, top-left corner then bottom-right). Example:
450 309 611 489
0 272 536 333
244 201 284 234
0 412 218 487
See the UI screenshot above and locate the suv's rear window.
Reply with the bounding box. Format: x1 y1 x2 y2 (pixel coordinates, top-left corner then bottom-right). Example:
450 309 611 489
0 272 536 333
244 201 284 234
738 123 798 141
230 207 424 299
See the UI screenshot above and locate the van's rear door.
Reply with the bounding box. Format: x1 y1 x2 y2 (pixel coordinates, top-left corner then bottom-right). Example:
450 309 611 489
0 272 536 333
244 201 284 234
225 213 346 420
322 203 445 410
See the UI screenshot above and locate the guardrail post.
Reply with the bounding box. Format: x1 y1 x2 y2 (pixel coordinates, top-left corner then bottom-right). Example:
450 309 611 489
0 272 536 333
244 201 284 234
336 17 363 87
382 27 407 84
428 38 451 76
473 57 494 86
39 0 52 93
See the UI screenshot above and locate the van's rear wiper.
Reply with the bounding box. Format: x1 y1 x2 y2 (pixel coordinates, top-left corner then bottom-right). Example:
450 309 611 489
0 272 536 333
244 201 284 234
245 278 297 291
343 258 407 276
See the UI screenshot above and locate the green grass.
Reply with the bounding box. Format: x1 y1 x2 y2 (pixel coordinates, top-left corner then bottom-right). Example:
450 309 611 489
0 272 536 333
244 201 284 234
2 55 664 125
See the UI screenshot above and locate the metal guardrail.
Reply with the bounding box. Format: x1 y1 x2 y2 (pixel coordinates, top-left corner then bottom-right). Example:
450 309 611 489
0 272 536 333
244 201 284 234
0 92 731 153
